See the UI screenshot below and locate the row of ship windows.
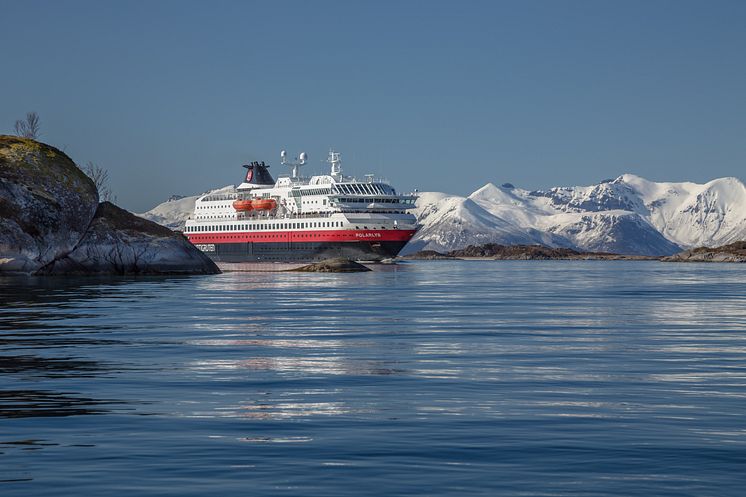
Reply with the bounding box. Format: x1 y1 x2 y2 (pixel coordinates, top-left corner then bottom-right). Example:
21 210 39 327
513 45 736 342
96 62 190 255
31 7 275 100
337 197 410 204
190 234 341 240
186 221 344 233
196 212 404 221
200 196 236 202
339 210 406 215
332 183 394 195
293 188 332 197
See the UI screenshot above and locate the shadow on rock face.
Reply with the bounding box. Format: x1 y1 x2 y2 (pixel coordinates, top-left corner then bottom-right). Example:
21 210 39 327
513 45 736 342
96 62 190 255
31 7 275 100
37 202 220 275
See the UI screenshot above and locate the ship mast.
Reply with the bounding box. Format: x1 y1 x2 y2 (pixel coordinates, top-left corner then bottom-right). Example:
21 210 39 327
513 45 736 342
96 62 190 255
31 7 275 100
327 149 342 180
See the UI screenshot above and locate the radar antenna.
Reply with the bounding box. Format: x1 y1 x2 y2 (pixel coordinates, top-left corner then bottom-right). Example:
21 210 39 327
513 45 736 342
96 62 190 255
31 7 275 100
281 150 307 179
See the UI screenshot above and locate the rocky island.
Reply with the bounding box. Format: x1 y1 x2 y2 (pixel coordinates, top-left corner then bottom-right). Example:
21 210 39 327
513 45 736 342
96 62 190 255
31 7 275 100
291 258 371 273
0 136 219 275
661 241 746 263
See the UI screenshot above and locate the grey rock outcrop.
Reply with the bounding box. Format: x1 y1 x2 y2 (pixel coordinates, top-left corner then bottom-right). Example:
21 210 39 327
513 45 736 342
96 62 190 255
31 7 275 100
0 136 219 276
0 136 98 273
38 202 219 275
662 241 746 263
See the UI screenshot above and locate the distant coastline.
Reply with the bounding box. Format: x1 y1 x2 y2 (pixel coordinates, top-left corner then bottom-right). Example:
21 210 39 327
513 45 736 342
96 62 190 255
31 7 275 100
401 242 746 263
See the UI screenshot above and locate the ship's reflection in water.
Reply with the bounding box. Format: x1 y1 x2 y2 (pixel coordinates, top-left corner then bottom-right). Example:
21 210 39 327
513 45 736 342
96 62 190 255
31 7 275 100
184 278 409 419
2 262 746 496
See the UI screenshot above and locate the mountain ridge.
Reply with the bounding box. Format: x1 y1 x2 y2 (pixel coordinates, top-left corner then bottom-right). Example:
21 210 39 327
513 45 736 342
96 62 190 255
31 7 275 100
409 174 746 255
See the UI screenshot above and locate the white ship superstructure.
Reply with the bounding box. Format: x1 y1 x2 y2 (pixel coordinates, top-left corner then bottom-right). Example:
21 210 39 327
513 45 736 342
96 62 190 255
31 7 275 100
184 150 418 261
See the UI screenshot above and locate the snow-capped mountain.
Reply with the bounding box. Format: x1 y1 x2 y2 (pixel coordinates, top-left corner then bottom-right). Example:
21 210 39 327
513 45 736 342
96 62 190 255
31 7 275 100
409 191 572 253
539 210 681 256
618 174 746 248
139 175 746 256
406 192 562 253
464 180 681 255
408 175 746 255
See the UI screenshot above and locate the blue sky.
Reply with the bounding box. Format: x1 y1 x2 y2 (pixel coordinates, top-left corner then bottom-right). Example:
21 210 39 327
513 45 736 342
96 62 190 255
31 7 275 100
2 0 745 211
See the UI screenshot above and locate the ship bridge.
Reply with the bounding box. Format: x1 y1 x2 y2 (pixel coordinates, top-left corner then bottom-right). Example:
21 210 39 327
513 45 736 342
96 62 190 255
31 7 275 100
329 182 416 212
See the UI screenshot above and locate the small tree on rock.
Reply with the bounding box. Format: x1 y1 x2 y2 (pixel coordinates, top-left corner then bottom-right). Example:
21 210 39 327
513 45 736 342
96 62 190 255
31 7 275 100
14 112 41 139
83 161 115 202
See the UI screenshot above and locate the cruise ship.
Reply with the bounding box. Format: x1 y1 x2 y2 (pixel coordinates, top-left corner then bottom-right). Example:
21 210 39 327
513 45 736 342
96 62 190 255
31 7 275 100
184 150 418 262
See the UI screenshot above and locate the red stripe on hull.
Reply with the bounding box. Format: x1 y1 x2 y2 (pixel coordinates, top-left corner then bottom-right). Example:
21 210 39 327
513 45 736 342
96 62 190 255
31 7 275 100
186 229 416 245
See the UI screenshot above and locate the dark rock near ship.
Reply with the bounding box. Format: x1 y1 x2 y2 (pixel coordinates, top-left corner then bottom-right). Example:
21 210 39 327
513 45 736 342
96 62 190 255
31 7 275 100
38 202 220 275
0 136 219 276
291 258 371 272
662 241 746 263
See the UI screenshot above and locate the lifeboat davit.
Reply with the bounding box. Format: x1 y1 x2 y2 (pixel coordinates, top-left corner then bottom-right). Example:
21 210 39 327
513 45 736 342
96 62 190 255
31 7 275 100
232 199 254 212
251 198 277 211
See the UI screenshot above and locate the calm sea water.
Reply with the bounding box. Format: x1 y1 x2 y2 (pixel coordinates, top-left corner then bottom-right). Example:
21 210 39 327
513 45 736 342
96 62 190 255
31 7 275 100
1 261 746 496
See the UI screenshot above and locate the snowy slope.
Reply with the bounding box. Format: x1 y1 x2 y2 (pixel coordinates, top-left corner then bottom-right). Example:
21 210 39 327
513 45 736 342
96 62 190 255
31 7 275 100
541 210 681 256
531 179 648 215
404 193 563 254
137 185 234 231
467 183 554 227
460 181 680 255
525 174 746 249
619 174 746 247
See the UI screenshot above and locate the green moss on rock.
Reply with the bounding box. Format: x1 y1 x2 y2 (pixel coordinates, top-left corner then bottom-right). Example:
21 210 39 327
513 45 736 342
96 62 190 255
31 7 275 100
0 135 97 198
0 136 99 273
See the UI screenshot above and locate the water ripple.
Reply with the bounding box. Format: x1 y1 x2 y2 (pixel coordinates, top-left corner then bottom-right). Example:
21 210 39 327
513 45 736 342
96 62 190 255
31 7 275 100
1 261 746 496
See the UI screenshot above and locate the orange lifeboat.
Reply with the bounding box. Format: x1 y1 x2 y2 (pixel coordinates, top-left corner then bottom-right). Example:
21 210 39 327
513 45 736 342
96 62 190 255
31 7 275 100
251 198 277 211
232 199 254 212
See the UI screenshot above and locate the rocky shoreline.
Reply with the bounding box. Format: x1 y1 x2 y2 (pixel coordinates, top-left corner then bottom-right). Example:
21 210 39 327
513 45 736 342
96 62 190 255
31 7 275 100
0 136 219 276
402 242 746 262
401 243 658 261
36 202 219 275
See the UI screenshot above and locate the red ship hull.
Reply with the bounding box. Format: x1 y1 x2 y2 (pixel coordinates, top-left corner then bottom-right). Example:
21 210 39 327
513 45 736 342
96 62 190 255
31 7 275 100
186 229 416 262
